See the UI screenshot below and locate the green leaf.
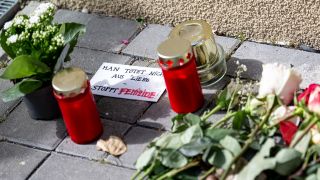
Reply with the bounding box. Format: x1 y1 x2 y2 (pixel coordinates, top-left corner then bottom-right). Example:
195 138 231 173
0 30 15 59
232 110 246 130
0 55 50 79
219 136 241 156
291 131 311 156
205 128 236 141
306 174 317 180
135 147 156 170
0 78 42 102
237 139 276 180
155 133 183 149
179 137 211 157
202 146 233 169
274 148 302 176
60 23 86 45
184 113 201 126
160 149 188 168
180 124 203 144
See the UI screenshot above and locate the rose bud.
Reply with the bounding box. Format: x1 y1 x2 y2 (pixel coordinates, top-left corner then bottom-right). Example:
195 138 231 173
258 63 302 105
298 84 320 104
307 85 320 116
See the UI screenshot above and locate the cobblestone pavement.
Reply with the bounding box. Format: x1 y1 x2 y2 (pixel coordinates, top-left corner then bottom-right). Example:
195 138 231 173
1 2 320 180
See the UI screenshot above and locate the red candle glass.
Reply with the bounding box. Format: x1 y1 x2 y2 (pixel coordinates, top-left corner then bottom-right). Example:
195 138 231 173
52 67 103 144
157 38 204 113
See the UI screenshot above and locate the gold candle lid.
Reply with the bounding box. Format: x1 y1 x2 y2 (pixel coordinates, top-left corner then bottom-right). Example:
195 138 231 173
169 20 212 45
52 67 88 98
169 20 219 69
157 37 193 69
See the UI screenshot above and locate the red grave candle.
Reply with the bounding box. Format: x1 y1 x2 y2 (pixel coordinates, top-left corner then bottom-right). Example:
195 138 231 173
52 67 103 144
157 38 204 113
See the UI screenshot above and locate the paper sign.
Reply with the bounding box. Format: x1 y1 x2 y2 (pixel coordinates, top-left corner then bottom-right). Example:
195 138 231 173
90 63 166 102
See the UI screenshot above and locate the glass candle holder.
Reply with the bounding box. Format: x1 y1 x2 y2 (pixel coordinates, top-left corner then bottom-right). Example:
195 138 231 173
52 67 103 144
169 20 227 87
157 37 204 113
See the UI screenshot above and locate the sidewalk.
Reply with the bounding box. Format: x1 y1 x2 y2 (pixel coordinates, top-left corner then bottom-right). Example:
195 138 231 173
1 2 320 180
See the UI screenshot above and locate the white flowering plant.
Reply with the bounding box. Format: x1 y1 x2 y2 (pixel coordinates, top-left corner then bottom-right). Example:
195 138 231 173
0 3 85 102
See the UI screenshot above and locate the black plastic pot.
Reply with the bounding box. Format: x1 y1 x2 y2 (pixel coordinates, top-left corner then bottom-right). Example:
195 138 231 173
23 85 61 120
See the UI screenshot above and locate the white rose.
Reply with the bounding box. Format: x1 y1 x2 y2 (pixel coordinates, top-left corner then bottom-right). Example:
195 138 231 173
258 63 302 105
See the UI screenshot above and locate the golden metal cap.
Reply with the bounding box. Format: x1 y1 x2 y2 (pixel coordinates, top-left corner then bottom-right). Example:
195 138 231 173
52 67 88 98
170 20 212 45
157 37 193 69
169 20 219 70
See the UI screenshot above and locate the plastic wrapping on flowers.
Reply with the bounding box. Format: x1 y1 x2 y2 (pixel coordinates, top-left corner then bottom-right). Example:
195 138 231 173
133 63 320 180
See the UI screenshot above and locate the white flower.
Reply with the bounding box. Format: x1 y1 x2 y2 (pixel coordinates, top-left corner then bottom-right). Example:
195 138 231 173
7 34 18 44
258 63 302 105
14 16 24 25
29 16 40 24
33 2 55 16
4 21 13 30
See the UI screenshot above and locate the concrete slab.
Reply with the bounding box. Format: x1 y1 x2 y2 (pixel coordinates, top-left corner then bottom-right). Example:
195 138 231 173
0 102 66 150
122 24 171 59
17 1 40 16
29 153 135 180
227 41 320 82
77 16 140 53
0 141 48 180
56 119 130 160
54 9 95 25
106 126 162 169
97 97 150 124
65 47 132 74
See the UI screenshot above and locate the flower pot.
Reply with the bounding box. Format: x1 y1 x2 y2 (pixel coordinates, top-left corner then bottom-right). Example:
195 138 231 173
23 85 61 120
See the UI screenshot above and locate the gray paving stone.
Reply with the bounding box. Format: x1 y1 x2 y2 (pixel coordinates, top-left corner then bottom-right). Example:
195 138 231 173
97 97 150 124
54 9 95 25
77 16 140 53
0 78 20 119
122 23 240 60
29 153 135 180
0 141 49 180
294 62 320 89
56 119 130 160
0 102 66 150
138 93 175 131
132 60 159 68
227 41 320 81
64 47 132 74
17 1 40 16
215 35 241 58
123 24 172 59
106 126 162 169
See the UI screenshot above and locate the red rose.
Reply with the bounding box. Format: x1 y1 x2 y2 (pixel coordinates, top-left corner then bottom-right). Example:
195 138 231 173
279 121 298 145
298 84 320 115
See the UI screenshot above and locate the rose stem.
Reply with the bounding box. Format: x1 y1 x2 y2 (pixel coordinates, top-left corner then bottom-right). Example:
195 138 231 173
289 117 318 148
220 108 273 180
157 161 200 180
199 166 216 180
201 104 223 121
210 111 237 128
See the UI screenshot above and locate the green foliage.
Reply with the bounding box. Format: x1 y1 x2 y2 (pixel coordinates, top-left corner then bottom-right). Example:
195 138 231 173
0 78 42 102
0 55 50 79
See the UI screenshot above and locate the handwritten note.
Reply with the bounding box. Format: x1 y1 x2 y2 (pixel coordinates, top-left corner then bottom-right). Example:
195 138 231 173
90 63 166 102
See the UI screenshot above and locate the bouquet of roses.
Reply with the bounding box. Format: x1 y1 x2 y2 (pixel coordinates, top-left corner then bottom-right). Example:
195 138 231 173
133 63 320 180
0 3 85 102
